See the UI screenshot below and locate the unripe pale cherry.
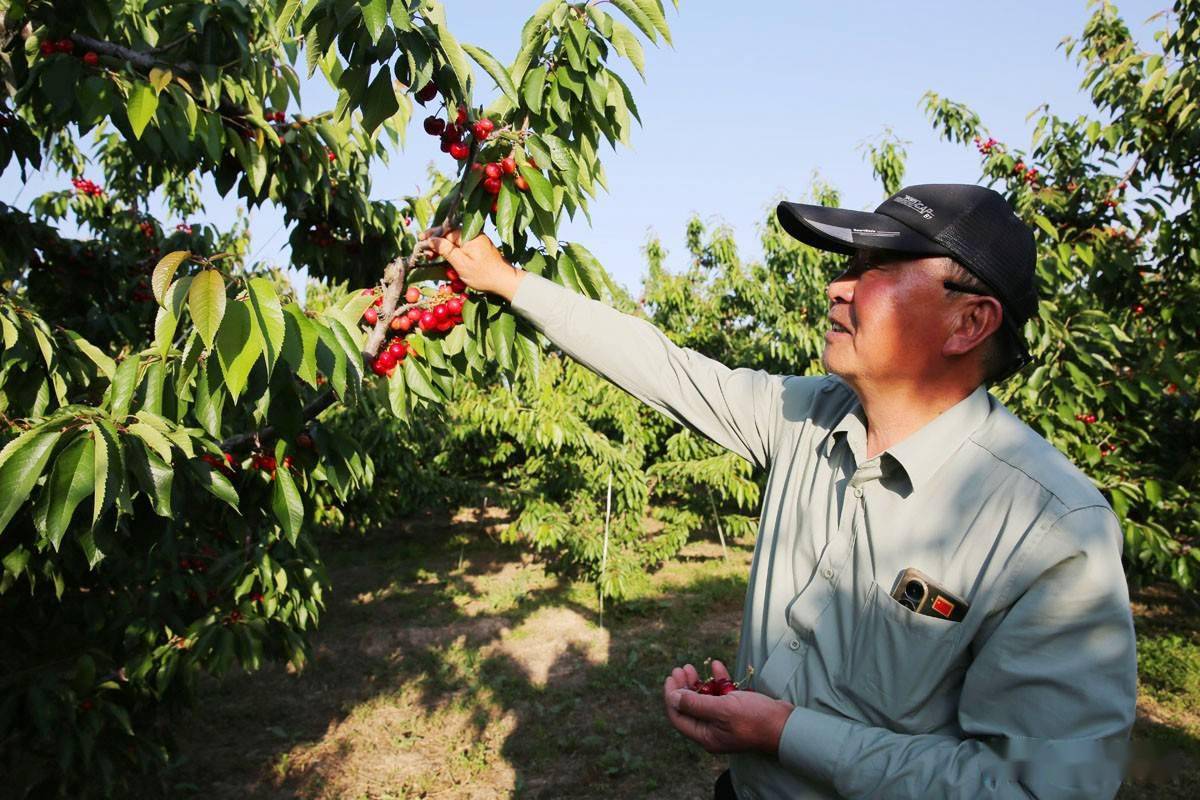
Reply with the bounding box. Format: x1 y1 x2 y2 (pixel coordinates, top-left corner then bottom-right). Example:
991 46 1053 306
405 286 421 304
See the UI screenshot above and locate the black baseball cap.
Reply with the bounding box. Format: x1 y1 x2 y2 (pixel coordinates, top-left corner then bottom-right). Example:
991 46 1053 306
777 183 1038 376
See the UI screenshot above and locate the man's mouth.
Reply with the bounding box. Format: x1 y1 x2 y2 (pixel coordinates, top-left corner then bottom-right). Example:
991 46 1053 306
829 320 851 334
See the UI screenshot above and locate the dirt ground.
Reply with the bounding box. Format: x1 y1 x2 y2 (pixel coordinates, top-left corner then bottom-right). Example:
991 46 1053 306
168 506 1199 799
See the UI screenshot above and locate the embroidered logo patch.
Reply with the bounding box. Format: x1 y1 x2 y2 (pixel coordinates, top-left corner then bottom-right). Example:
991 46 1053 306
931 595 955 618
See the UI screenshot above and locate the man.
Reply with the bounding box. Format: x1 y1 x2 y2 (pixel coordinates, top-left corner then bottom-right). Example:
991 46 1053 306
421 183 1137 799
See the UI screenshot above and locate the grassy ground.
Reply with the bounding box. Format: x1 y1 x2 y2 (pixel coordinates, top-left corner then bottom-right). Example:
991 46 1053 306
169 506 1200 799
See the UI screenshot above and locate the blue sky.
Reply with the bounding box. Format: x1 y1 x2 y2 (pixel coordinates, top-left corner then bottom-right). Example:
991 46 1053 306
2 1 1164 295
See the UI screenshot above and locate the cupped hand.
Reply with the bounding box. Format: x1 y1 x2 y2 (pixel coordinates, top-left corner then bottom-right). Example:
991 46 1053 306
418 227 525 301
662 659 794 756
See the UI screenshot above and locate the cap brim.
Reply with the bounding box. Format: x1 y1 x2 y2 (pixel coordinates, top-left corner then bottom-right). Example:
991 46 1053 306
776 201 952 258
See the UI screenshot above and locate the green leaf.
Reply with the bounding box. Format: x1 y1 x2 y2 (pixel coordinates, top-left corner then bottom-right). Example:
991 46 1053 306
0 429 63 537
1144 480 1163 506
462 43 519 104
360 0 388 43
272 466 304 545
63 329 116 380
489 311 516 371
91 421 121 526
518 164 553 211
564 242 608 299
402 357 442 403
247 277 286 376
33 433 95 550
127 81 159 139
387 365 410 419
188 269 227 350
108 356 140 418
127 441 173 518
189 460 240 512
153 276 192 359
361 68 400 135
215 300 262 402
608 0 658 44
609 20 646 77
522 66 547 113
282 304 319 388
428 16 472 98
276 0 302 36
495 181 518 245
127 422 174 464
152 250 190 305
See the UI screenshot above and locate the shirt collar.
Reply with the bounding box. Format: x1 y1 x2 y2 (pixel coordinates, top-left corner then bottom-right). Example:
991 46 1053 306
821 385 992 493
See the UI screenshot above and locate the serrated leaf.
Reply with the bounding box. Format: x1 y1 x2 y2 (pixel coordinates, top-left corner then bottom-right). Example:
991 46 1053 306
462 43 519 104
361 68 400 134
387 365 410 419
33 434 95 550
427 15 472 98
108 356 140 419
91 421 121 526
188 269 226 350
247 278 286 376
609 20 646 77
127 82 159 139
402 357 442 403
518 164 553 211
272 466 304 544
127 422 173 464
215 300 261 401
609 0 658 44
522 66 546 113
495 181 518 246
277 0 302 36
63 329 115 380
190 460 240 512
282 304 319 387
153 276 192 359
0 429 63 536
152 250 190 305
360 0 388 43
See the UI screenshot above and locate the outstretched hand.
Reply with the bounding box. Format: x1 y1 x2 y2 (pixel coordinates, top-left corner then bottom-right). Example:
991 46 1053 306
662 659 794 756
418 227 525 301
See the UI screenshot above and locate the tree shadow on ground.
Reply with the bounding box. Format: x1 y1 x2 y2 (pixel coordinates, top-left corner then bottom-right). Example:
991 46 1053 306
168 504 745 798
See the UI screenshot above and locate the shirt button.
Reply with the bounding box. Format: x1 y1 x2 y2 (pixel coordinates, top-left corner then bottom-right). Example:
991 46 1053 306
789 639 800 651
822 567 834 580
853 486 863 498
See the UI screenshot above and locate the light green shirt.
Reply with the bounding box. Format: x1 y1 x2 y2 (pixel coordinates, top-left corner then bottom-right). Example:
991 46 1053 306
511 273 1136 799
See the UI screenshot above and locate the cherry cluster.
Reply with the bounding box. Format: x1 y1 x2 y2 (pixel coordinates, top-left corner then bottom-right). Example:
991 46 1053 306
1013 162 1039 185
249 453 294 478
130 278 154 304
200 452 237 475
973 135 998 155
361 267 468 379
39 37 100 66
266 110 287 124
71 177 103 197
1074 412 1098 425
175 223 193 235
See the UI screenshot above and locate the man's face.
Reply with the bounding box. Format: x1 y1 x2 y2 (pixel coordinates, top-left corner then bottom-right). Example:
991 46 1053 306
822 252 955 388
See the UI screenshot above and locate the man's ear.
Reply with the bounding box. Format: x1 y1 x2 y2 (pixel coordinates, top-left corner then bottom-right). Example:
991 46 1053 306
943 297 1004 357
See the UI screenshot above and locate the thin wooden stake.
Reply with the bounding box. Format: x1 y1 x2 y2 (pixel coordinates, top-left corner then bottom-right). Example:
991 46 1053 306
600 471 613 628
708 488 728 561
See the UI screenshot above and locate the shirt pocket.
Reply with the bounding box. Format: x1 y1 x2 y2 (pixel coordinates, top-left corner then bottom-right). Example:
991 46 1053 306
840 580 967 732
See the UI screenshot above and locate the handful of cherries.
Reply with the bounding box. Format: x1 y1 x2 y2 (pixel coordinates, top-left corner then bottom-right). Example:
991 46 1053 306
689 664 755 696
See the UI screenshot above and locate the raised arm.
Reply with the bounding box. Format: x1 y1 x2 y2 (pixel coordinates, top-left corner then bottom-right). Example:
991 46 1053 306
421 230 789 469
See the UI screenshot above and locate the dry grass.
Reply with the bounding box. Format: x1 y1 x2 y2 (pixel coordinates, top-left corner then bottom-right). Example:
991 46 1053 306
167 508 1199 799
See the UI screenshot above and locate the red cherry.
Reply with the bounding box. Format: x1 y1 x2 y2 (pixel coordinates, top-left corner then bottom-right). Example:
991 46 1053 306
456 105 468 126
436 317 454 332
433 304 449 319
326 149 336 162
484 163 502 179
527 156 538 169
419 311 436 331
82 51 99 67
376 351 396 369
415 82 438 103
363 307 379 326
449 142 470 160
445 267 459 281
389 315 404 331
388 340 406 357
439 139 452 154
1133 304 1145 315
405 286 421 304
472 118 494 140
500 156 517 175
407 308 422 322
447 297 463 314
449 278 466 294
514 175 529 192
1165 383 1178 395
373 294 383 307
441 123 461 143
397 315 413 332
483 177 502 195
470 163 483 172
40 41 55 56
56 39 74 54
491 199 498 214
423 116 445 136
1085 414 1097 424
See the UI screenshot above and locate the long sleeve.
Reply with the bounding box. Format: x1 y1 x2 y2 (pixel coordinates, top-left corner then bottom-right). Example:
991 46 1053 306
776 505 1136 799
510 272 791 470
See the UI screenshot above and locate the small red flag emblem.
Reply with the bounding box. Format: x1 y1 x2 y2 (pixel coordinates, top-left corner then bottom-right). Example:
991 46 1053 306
931 595 955 618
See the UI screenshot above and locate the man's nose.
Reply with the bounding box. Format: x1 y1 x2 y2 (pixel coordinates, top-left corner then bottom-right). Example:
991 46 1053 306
827 271 855 305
